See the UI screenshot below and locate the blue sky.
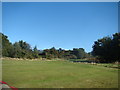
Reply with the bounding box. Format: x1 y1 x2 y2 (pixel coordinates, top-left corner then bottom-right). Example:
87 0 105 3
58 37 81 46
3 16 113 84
2 2 118 52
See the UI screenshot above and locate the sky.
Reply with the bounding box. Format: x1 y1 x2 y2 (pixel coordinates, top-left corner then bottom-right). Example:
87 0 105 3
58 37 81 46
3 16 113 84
2 2 118 52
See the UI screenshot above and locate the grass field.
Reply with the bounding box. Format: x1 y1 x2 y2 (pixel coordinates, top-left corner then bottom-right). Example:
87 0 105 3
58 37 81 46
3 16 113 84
2 59 118 88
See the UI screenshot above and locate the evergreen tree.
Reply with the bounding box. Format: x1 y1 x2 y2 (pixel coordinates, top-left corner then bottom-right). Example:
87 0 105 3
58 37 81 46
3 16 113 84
92 33 120 63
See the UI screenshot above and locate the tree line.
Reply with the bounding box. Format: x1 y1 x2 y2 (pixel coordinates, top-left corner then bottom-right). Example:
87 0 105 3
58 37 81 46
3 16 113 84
1 33 90 59
1 32 120 63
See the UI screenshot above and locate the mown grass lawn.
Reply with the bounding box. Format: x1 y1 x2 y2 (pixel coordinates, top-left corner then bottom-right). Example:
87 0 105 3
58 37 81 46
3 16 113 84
2 59 118 88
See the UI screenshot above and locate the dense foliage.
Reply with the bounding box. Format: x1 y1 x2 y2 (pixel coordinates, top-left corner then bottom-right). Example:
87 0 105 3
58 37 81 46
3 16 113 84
92 33 120 63
2 33 13 57
1 33 90 59
42 47 90 59
1 32 120 63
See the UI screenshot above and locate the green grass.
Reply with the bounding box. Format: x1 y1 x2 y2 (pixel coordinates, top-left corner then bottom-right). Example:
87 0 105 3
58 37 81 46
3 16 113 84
2 59 118 88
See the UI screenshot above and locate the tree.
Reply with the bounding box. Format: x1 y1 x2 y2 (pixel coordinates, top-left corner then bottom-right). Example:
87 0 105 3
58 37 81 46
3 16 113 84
92 33 120 63
12 40 35 59
1 33 14 57
72 48 86 59
19 40 31 50
33 46 40 58
57 48 65 58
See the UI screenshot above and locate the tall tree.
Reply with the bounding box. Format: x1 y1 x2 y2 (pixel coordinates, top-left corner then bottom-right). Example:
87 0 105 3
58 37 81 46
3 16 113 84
1 33 14 57
92 33 120 63
33 46 40 58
